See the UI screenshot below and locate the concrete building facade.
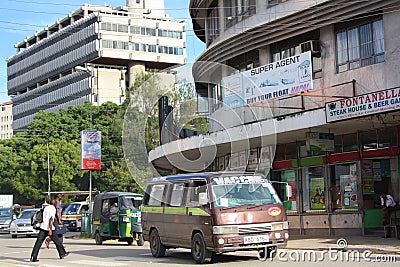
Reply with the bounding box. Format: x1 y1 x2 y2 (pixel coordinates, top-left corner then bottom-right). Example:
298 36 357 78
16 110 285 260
149 0 400 237
7 0 186 132
0 101 13 139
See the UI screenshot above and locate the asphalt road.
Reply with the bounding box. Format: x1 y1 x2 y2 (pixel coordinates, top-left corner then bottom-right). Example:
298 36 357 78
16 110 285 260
0 232 397 267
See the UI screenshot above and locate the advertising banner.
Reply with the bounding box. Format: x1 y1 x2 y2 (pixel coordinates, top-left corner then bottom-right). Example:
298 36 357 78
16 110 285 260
306 132 334 151
81 130 102 170
0 195 13 208
310 177 325 210
340 174 358 209
222 52 313 109
326 87 400 122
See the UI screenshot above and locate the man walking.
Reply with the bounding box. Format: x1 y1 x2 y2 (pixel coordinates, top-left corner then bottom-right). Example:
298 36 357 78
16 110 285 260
45 194 64 249
30 199 70 262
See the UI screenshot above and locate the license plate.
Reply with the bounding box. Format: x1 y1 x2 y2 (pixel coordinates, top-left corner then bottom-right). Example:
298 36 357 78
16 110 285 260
243 235 269 244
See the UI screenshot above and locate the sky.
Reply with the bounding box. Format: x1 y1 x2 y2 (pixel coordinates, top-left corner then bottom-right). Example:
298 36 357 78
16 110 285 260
0 0 205 103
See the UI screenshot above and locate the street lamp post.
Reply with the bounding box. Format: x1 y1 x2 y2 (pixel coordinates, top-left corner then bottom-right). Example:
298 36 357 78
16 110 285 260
76 65 93 209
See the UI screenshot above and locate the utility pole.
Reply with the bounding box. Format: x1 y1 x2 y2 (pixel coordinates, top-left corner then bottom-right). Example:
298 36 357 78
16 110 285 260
47 141 50 202
76 65 94 209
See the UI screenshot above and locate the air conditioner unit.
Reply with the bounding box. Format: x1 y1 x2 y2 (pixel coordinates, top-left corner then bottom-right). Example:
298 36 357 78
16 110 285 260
300 40 320 54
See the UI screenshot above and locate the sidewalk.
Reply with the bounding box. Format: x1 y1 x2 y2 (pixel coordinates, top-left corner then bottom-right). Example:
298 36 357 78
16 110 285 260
286 235 400 254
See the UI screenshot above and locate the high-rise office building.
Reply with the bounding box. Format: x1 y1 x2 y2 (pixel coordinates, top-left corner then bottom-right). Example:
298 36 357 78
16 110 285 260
0 101 13 139
7 0 186 132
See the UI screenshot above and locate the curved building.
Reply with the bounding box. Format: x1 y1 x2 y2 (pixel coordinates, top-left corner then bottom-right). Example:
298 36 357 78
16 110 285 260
149 0 400 236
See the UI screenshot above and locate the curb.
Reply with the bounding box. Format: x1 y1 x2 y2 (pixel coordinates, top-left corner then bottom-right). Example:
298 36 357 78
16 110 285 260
283 247 400 255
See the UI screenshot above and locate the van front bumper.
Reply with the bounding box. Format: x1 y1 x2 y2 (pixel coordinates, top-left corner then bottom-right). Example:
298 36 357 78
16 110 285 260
211 230 289 253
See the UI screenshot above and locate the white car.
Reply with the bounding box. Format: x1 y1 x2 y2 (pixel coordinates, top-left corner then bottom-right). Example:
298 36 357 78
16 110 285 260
0 208 13 233
9 209 39 238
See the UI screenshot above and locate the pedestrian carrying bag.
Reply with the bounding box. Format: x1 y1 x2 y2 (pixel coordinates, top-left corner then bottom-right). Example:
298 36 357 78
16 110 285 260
55 224 67 235
31 208 44 230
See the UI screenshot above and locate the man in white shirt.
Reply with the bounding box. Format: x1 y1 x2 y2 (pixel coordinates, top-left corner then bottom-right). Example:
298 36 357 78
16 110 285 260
380 193 397 238
30 199 70 262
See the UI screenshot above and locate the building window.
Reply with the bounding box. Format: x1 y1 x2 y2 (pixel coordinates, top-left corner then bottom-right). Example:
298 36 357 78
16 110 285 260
336 18 384 73
272 169 297 211
330 163 358 211
268 0 288 8
117 24 128 33
158 29 183 39
224 0 256 29
241 0 256 17
378 127 397 148
207 5 219 46
158 46 183 55
342 133 358 152
360 130 377 150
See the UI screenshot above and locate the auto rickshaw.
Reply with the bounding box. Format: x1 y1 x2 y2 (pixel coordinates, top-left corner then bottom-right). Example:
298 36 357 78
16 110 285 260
92 192 144 246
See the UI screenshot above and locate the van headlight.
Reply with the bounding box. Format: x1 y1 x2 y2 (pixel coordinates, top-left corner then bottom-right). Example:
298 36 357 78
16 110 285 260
271 221 289 231
122 216 130 223
213 226 238 235
283 221 289 230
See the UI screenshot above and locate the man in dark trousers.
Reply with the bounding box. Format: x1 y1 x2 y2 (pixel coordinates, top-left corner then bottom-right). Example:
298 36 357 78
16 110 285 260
30 199 70 262
45 194 64 249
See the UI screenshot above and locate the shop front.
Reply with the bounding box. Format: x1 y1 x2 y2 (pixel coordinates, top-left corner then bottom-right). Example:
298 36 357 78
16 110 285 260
268 124 400 236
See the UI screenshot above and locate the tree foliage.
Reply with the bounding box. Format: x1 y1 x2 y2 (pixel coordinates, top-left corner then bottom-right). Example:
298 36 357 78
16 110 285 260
0 71 206 205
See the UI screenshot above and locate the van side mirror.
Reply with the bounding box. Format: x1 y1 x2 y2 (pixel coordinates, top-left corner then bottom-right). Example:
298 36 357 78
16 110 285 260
286 184 292 200
199 192 208 205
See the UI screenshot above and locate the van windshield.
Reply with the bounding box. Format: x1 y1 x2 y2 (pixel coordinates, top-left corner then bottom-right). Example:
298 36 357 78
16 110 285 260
120 196 142 211
210 176 281 208
64 203 82 215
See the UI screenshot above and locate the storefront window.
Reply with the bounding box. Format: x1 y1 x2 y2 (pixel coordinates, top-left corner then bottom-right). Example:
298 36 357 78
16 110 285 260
286 142 297 159
342 133 358 152
378 127 397 148
362 159 391 209
275 144 285 161
334 135 342 153
330 163 358 210
272 169 297 211
302 166 325 211
360 130 377 150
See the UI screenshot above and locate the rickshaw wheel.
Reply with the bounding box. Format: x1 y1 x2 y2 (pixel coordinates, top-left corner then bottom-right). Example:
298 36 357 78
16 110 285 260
95 231 103 245
137 233 144 246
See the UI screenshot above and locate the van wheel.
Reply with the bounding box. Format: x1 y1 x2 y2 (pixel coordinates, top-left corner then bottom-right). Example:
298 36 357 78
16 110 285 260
191 233 212 264
95 232 103 245
137 233 144 246
149 229 165 257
